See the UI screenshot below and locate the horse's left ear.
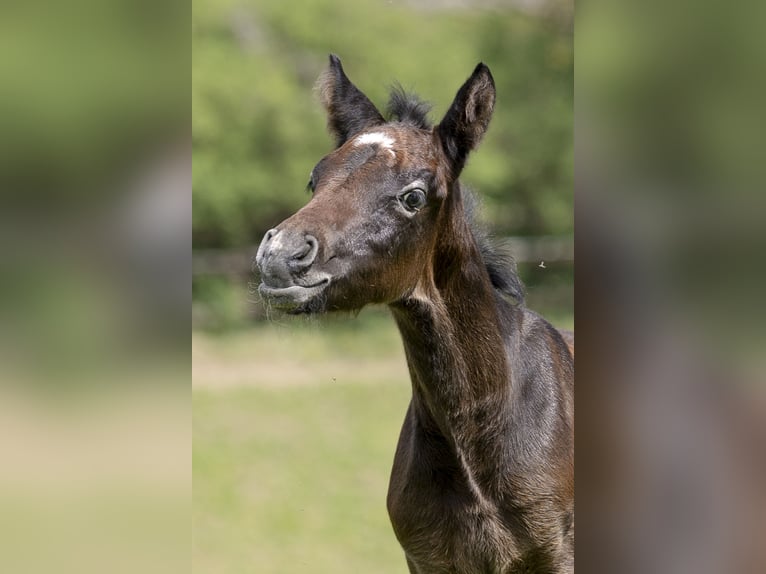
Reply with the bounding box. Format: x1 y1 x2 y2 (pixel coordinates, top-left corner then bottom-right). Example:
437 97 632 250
316 54 385 147
436 63 496 176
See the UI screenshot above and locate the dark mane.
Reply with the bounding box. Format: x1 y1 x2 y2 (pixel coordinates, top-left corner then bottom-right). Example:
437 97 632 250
462 187 525 305
386 84 433 129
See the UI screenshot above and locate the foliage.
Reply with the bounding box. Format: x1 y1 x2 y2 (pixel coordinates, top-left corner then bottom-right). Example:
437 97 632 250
192 0 573 248
0 0 187 199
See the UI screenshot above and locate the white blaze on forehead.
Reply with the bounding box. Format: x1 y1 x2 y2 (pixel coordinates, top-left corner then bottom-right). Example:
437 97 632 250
354 132 396 157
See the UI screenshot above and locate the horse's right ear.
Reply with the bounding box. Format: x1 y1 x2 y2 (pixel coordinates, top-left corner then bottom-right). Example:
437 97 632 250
315 55 385 147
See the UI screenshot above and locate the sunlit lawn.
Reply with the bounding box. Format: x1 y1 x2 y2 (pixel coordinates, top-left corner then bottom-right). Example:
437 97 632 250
193 311 411 574
193 381 411 574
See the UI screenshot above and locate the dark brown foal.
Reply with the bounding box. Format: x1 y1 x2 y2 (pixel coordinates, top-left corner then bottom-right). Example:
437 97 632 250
256 55 573 573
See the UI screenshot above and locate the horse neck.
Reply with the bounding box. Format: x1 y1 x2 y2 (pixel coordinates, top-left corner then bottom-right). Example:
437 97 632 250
390 207 514 474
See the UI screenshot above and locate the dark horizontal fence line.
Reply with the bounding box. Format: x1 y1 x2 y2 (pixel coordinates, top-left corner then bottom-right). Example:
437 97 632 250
192 236 574 278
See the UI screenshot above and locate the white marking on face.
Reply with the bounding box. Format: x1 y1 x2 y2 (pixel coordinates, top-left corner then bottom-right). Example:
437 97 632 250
354 132 396 150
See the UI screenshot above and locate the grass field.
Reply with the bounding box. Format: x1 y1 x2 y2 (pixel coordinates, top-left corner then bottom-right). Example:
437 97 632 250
193 311 411 573
193 308 572 573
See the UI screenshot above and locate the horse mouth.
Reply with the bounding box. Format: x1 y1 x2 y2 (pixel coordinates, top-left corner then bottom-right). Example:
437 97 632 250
258 277 330 311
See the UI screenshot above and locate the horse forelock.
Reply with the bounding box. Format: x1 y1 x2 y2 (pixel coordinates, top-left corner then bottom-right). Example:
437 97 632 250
386 84 433 130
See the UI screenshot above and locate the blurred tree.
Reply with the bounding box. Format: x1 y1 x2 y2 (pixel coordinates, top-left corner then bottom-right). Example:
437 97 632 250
192 0 572 248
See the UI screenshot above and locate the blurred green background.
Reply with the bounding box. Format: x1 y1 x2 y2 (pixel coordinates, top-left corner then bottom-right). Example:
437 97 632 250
192 0 572 572
0 2 189 571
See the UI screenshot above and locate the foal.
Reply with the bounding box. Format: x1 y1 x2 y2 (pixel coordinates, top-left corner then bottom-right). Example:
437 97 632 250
256 55 574 574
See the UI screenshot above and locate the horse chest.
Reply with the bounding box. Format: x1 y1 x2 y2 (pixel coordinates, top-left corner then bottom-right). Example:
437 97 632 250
387 476 521 573
387 412 522 572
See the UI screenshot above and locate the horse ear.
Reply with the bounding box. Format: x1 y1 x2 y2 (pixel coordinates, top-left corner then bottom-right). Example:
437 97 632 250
315 54 385 147
436 63 496 176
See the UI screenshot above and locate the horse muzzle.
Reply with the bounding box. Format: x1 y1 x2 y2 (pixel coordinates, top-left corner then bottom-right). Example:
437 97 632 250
255 228 331 308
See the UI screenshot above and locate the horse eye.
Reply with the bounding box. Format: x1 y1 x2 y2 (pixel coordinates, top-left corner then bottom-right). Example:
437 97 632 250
306 176 315 193
401 189 426 212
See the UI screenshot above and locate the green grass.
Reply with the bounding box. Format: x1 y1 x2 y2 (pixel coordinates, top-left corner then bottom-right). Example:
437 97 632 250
193 311 412 573
193 382 411 574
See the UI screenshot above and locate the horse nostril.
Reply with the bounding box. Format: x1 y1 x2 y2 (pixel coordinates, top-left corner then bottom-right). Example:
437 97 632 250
304 235 318 258
291 234 319 268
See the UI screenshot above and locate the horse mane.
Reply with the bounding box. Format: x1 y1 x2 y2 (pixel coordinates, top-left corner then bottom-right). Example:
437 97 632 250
463 188 525 305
